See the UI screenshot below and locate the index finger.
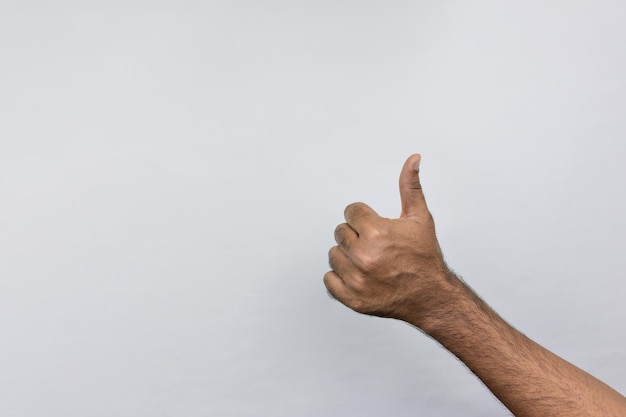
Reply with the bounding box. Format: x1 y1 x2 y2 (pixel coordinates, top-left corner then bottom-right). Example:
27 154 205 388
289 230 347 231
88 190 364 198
343 202 380 235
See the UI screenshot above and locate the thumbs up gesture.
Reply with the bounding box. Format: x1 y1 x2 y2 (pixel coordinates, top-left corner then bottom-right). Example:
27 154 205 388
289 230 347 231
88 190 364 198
325 154 462 330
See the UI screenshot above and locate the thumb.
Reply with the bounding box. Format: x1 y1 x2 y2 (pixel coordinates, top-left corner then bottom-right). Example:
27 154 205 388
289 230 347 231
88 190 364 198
399 153 428 218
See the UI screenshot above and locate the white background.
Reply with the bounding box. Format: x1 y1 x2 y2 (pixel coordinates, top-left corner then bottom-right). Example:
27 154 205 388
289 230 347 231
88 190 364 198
1 1 625 416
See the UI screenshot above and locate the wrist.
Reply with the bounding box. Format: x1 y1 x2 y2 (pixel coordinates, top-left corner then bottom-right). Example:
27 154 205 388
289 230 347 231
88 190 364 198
407 271 485 339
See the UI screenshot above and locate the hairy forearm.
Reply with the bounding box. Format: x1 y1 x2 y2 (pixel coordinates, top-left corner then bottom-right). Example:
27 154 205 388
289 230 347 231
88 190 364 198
415 277 626 417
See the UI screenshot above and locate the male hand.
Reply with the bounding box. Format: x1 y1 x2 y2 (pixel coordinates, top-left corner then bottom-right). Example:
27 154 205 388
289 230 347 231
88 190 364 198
324 154 626 417
324 154 460 328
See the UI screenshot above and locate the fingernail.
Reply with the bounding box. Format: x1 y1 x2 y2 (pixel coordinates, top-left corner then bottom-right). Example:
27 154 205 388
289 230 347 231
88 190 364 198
414 156 421 171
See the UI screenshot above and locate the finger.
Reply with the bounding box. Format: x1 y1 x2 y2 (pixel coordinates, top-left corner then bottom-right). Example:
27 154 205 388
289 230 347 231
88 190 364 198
344 202 380 235
399 153 429 219
323 270 352 305
334 223 358 252
328 246 352 278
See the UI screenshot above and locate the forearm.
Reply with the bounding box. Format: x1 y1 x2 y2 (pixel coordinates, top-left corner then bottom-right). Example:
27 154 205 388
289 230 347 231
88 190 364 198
416 277 626 417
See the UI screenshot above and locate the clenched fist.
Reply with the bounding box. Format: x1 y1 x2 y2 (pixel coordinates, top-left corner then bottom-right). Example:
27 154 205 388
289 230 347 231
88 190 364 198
324 154 463 330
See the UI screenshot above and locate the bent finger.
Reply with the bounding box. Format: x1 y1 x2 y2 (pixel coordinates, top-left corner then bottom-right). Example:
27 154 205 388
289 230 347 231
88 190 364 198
328 245 353 278
334 223 358 252
323 270 351 306
343 202 380 235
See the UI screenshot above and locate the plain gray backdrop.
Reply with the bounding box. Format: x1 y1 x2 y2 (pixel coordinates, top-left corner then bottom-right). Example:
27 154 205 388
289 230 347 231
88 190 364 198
1 1 625 416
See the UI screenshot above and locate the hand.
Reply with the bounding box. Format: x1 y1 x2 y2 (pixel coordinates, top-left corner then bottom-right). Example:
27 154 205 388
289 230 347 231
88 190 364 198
324 154 460 328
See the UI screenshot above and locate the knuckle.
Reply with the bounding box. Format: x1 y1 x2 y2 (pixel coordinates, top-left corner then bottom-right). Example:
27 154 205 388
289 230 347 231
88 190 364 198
352 249 377 272
344 202 363 219
322 273 339 301
348 273 364 291
327 247 338 269
343 205 354 220
366 224 385 240
322 271 333 287
334 224 347 244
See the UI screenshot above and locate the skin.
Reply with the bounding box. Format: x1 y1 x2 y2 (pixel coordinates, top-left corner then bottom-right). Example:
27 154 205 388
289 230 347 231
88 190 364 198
324 154 626 417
